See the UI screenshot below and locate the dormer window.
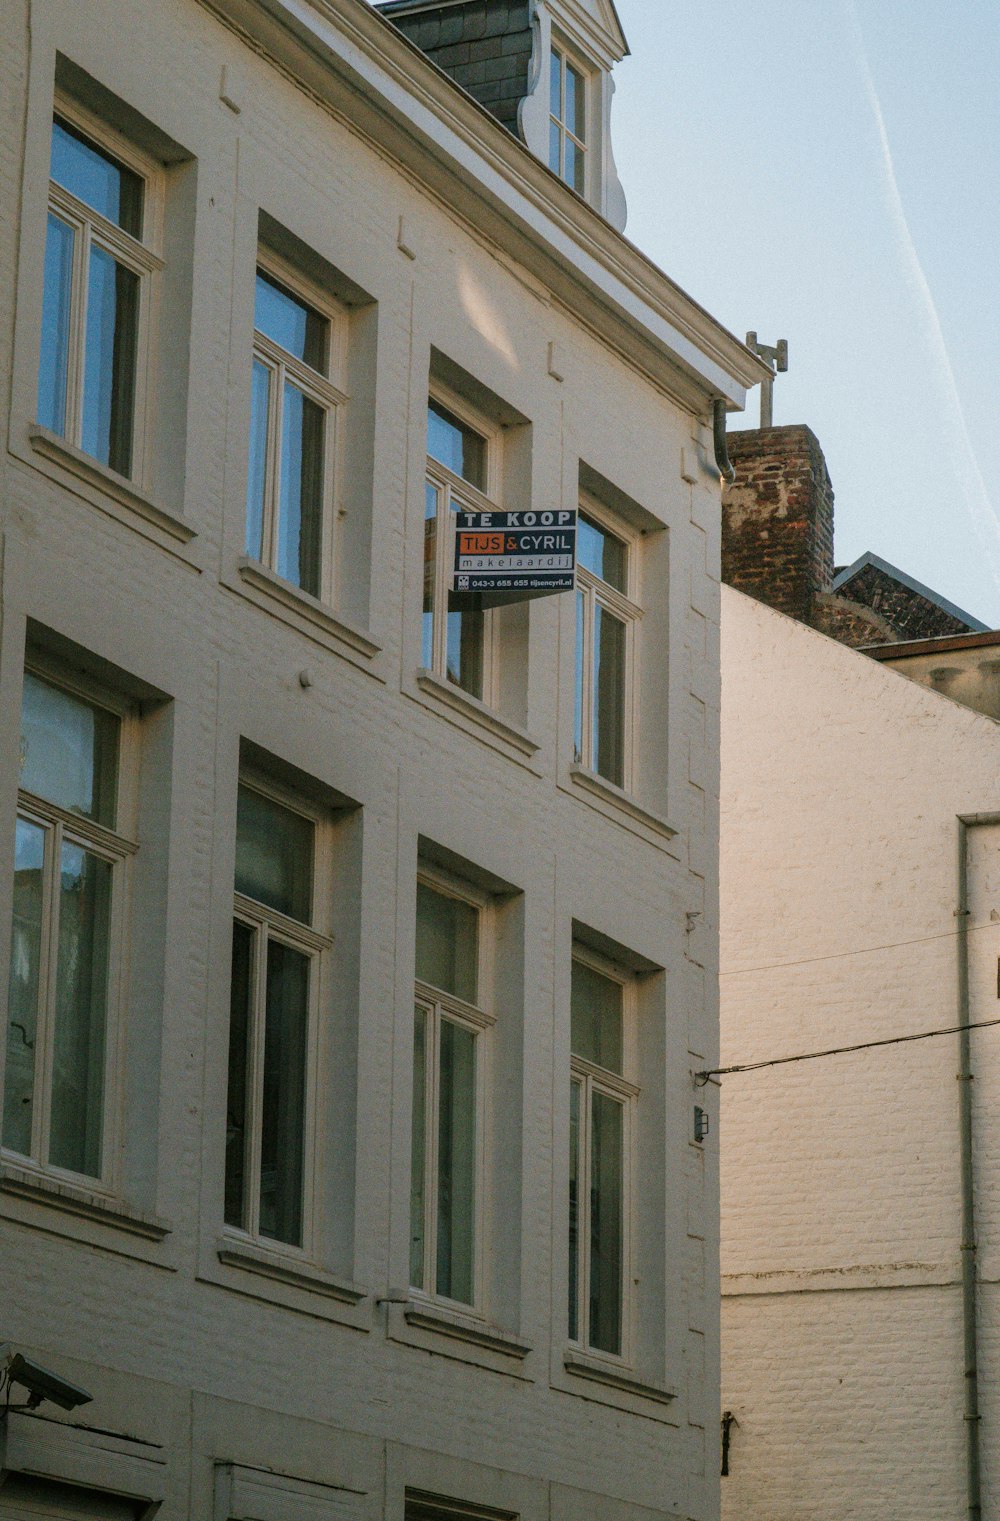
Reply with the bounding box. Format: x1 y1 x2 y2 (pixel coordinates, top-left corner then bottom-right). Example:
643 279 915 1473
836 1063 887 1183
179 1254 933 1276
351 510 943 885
549 45 587 194
377 0 629 231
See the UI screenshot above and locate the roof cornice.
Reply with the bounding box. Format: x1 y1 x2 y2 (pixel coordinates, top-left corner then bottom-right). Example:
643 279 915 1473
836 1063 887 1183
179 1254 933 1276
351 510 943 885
546 0 629 65
200 0 769 409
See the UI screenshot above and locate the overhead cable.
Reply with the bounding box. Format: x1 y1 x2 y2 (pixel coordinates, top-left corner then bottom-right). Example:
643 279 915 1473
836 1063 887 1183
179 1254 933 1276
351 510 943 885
696 1016 1000 1083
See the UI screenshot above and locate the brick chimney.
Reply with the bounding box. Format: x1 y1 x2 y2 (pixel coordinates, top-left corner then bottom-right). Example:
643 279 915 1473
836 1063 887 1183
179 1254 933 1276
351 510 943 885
721 425 834 625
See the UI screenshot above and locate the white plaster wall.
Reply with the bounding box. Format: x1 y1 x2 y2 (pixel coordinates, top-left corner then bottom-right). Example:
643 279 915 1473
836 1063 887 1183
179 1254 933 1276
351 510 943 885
0 2 727 1518
720 586 1000 1520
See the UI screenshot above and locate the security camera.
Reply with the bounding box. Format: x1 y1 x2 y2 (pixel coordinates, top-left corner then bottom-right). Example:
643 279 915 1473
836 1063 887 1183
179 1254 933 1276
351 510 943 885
6 1352 93 1411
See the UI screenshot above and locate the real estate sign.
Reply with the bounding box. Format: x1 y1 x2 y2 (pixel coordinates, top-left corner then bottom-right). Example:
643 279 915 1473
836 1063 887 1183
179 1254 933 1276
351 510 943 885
451 509 577 603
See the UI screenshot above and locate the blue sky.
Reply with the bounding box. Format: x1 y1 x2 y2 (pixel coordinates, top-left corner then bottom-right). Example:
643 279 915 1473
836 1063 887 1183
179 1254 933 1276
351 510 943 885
611 0 1000 625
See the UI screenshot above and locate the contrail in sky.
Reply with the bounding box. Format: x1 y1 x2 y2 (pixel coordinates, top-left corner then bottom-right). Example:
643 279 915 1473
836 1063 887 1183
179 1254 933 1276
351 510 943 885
844 0 1000 596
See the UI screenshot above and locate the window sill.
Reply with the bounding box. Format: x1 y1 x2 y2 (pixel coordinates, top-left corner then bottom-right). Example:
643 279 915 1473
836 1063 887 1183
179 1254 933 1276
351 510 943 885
216 1236 367 1305
415 669 540 759
235 558 382 665
0 1160 170 1240
401 1298 531 1360
567 764 678 842
385 1297 533 1378
28 425 196 545
562 1348 677 1406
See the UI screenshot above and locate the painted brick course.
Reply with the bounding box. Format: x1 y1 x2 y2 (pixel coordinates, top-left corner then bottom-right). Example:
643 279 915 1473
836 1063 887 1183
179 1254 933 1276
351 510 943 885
0 0 742 1516
721 587 1000 1521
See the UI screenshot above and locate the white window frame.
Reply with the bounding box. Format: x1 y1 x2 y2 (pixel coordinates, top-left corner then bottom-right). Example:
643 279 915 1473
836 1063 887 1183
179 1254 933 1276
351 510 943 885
569 943 637 1365
248 248 348 602
423 384 502 707
574 492 641 791
549 38 590 196
224 772 332 1257
4 656 138 1193
41 95 164 484
411 865 493 1315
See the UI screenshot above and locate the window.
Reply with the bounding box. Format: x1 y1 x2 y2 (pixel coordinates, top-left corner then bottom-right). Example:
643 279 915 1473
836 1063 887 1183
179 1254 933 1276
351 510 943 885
574 505 639 789
406 1497 517 1521
410 875 490 1308
3 668 134 1182
224 780 329 1249
549 45 587 194
246 259 345 599
38 105 160 480
568 949 635 1357
422 394 497 702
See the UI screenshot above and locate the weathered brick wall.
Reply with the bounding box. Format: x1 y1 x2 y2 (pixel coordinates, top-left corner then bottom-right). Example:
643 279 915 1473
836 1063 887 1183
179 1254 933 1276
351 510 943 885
834 560 975 641
721 425 834 626
811 590 898 648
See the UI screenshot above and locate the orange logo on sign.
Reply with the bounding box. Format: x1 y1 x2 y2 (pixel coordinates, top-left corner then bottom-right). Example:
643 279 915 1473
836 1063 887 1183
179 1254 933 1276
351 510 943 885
459 533 504 554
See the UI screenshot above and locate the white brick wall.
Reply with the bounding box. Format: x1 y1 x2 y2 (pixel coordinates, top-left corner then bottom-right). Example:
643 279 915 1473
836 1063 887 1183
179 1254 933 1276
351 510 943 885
720 586 1000 1520
0 2 746 1517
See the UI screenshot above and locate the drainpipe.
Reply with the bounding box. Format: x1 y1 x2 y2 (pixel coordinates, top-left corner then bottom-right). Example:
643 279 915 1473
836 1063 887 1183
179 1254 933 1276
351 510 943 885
956 812 992 1521
713 399 736 484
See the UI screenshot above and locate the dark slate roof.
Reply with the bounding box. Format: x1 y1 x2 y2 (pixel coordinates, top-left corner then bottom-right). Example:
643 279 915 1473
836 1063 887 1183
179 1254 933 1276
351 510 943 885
832 552 988 639
376 0 533 137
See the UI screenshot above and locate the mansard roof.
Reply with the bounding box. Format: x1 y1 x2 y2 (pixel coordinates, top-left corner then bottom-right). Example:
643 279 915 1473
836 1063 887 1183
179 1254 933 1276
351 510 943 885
375 0 532 136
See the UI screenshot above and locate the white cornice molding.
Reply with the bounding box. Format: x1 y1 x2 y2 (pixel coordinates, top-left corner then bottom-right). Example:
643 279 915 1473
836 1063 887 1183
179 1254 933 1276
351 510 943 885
546 0 627 67
200 0 769 407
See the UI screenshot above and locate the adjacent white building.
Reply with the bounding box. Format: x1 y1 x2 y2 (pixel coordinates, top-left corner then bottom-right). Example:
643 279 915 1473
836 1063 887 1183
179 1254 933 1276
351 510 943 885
0 2 763 1518
720 584 1000 1520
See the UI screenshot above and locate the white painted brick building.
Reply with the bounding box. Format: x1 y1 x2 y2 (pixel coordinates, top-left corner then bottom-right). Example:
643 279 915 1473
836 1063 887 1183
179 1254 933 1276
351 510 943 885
720 585 1000 1520
0 2 762 1517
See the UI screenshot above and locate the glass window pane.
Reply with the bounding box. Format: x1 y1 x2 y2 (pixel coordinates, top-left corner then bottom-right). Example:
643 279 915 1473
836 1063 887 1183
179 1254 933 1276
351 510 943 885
445 603 484 699
20 672 119 825
549 119 562 177
38 212 75 437
568 1076 581 1341
436 1017 476 1303
245 358 271 560
422 481 439 669
277 381 324 596
410 1004 428 1289
550 49 562 120
254 271 327 372
578 513 627 591
50 118 143 237
81 245 138 476
574 588 586 765
568 137 585 196
567 61 586 140
225 920 255 1232
593 603 626 787
3 819 47 1157
427 400 486 490
48 843 112 1178
590 1091 624 1355
415 881 478 1003
235 785 313 922
258 939 309 1246
571 958 623 1073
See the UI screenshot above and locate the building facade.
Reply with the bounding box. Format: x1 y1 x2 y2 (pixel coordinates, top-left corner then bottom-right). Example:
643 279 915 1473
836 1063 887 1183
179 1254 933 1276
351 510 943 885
718 427 1000 1518
0 2 762 1518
